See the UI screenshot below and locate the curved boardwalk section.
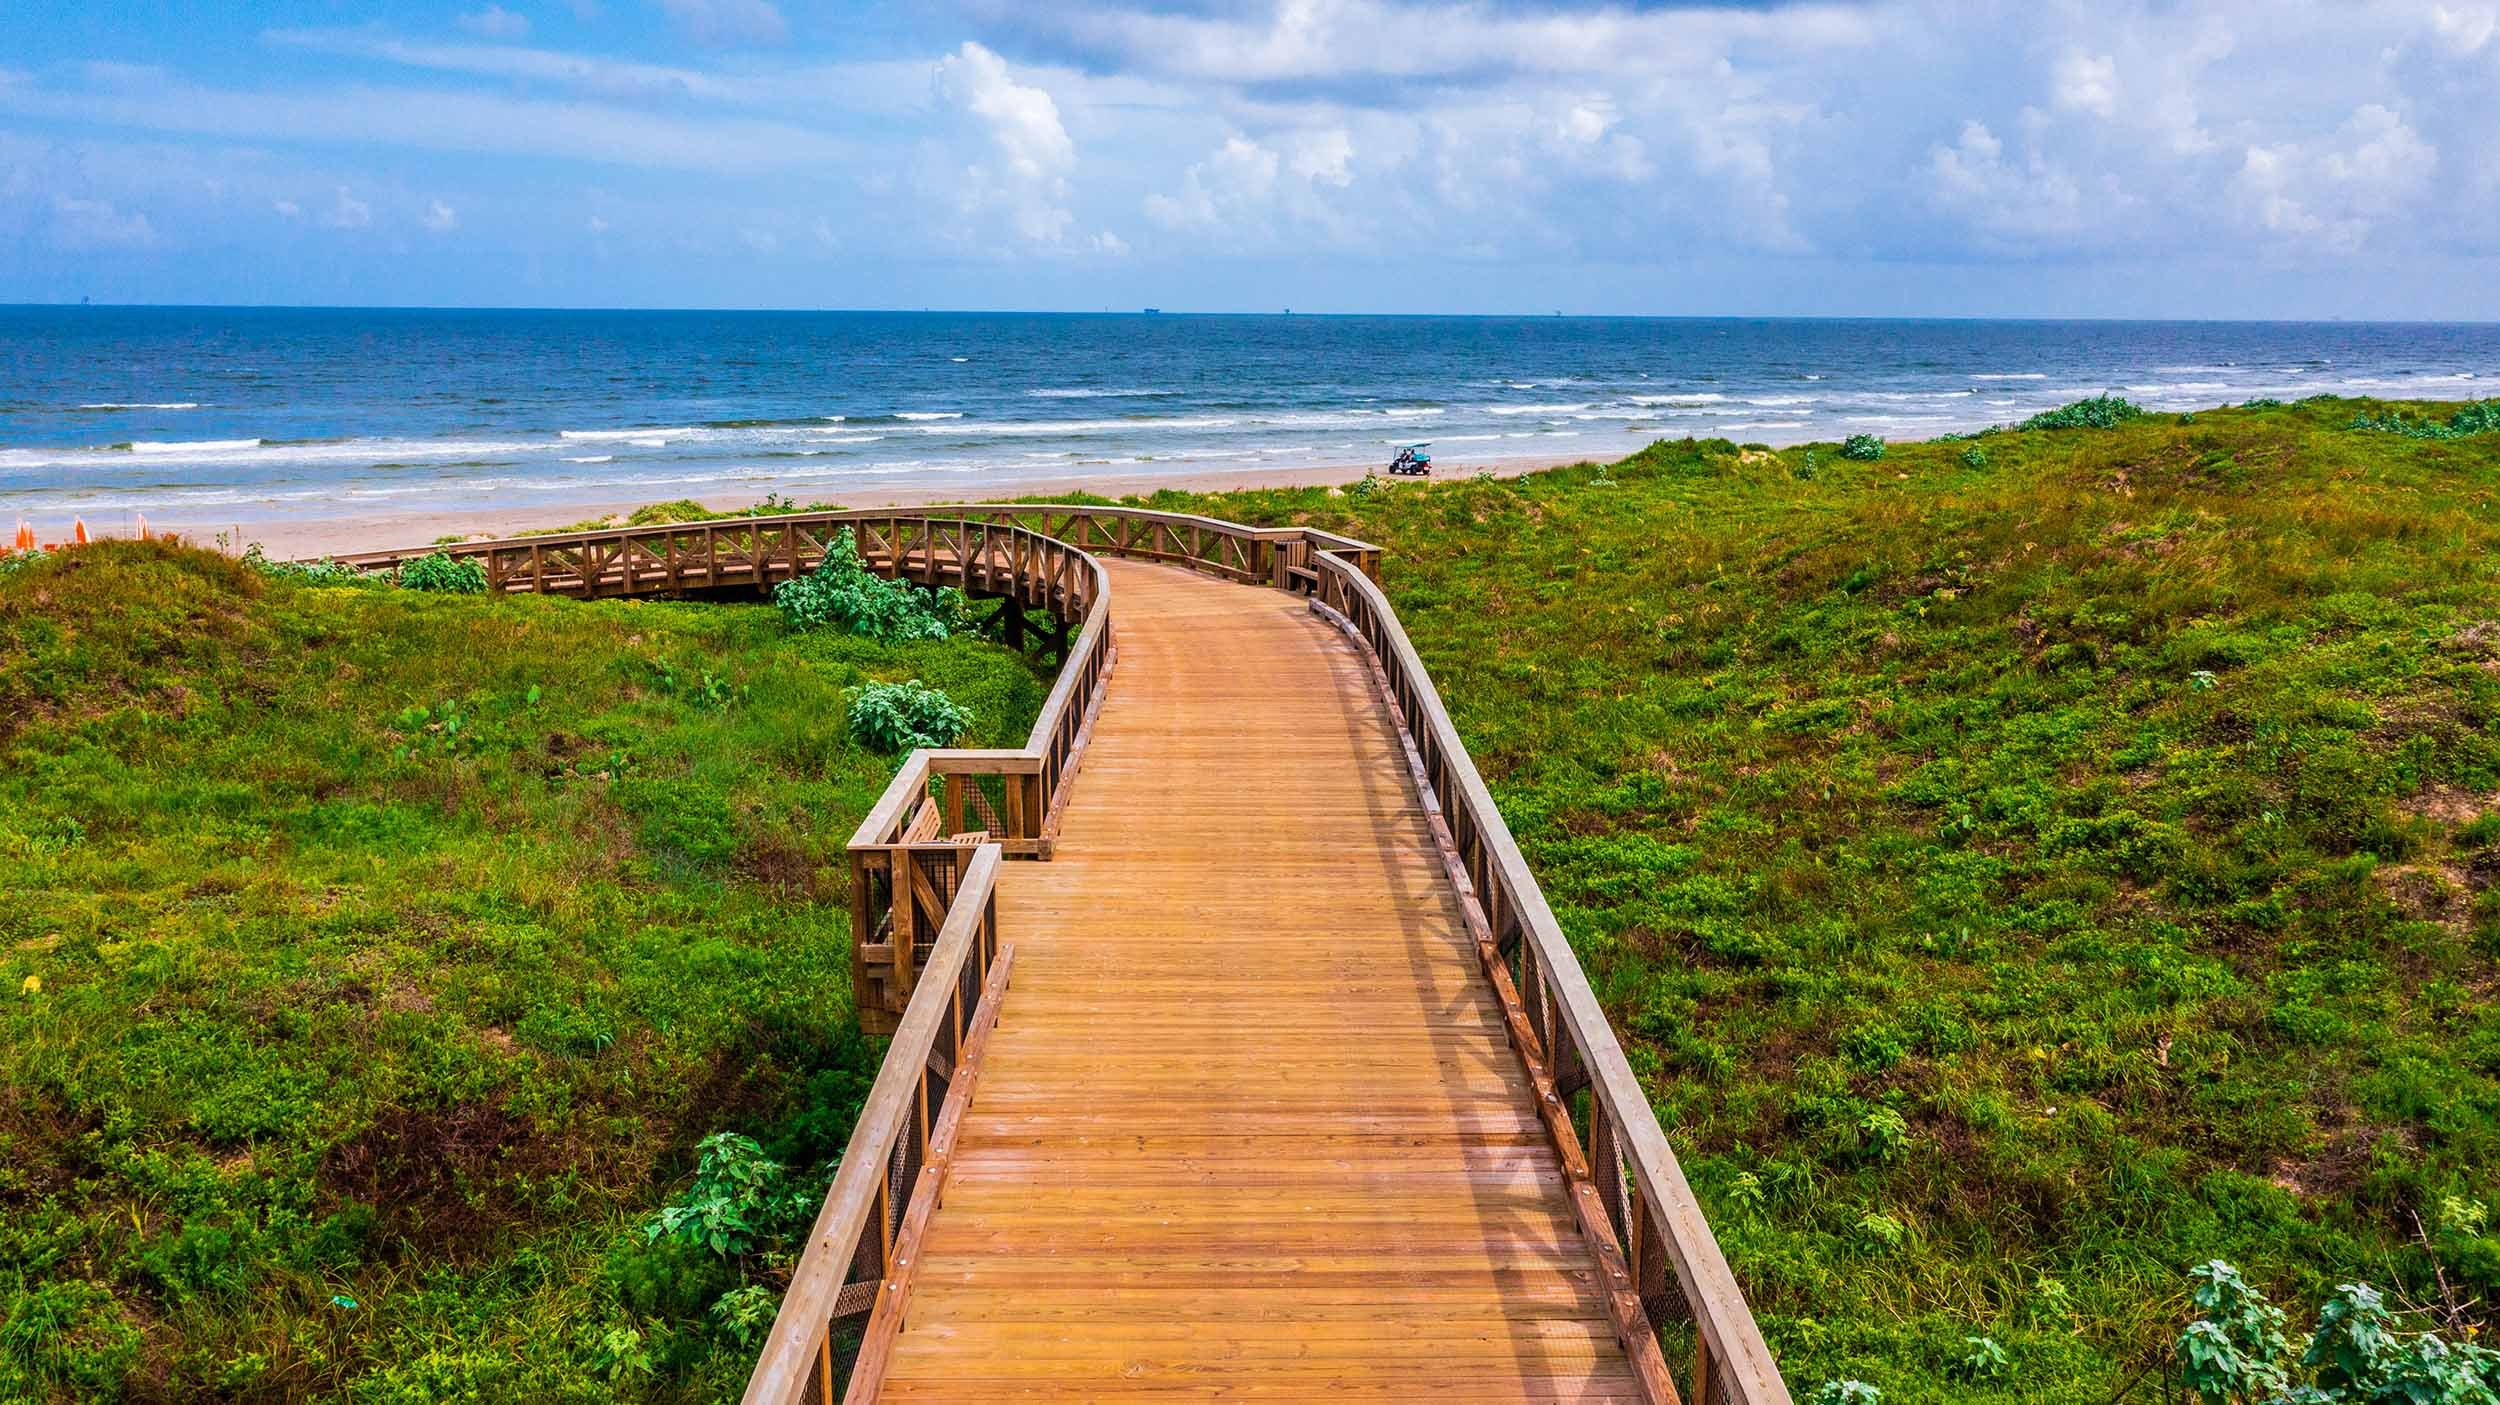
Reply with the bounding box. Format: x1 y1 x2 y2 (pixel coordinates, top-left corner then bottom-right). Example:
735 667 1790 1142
879 561 1644 1402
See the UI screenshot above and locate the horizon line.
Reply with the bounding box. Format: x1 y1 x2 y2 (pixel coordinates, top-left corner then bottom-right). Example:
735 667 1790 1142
3 302 2494 326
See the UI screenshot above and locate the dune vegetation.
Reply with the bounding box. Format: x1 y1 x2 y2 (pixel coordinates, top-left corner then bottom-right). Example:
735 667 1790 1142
0 543 1043 1400
4 394 2498 1401
1136 395 2500 1401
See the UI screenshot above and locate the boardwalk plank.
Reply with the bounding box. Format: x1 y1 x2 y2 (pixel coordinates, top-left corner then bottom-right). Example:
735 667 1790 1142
874 562 1642 1401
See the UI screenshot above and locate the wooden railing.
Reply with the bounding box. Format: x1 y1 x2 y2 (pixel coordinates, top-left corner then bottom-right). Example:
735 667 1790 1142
1303 551 1790 1405
840 522 1113 1031
908 504 1382 588
746 843 1010 1405
314 504 1379 597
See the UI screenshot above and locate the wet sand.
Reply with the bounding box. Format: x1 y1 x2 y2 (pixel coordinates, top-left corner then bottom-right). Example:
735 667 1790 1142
147 454 1587 558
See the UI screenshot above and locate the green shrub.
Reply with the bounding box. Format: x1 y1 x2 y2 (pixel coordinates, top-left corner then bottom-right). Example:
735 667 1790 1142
243 546 372 587
2021 395 2145 430
1959 445 1988 469
1952 1336 2008 1384
644 1133 788 1259
2350 399 2500 440
398 551 487 593
2174 1261 2500 1404
774 527 964 640
1841 434 1886 461
1811 1384 1882 1405
846 679 972 752
0 547 51 583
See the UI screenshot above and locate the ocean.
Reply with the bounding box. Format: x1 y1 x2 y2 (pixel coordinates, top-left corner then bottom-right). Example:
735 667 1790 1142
3 308 2497 533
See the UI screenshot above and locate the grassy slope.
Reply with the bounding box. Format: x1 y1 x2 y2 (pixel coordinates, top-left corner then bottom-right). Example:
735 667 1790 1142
1139 399 2500 1399
0 543 1044 1401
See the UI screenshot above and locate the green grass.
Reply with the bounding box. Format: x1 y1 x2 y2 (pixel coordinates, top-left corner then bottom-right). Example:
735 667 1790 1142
1129 396 2500 1400
11 395 2500 1400
0 541 1046 1400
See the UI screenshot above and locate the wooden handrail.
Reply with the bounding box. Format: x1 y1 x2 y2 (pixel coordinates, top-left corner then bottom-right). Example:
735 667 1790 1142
307 503 1381 595
835 521 1114 1030
744 843 1010 1405
1305 551 1791 1405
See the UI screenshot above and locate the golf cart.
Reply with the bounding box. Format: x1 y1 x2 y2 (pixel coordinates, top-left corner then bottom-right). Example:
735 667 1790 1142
1387 442 1433 476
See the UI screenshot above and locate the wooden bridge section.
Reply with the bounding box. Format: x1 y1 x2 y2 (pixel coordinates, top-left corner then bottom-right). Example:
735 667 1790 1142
879 559 1663 1401
322 507 1786 1405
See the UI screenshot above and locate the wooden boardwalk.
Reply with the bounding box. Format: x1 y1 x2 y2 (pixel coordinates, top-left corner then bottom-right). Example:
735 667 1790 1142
873 561 1646 1402
324 507 1783 1405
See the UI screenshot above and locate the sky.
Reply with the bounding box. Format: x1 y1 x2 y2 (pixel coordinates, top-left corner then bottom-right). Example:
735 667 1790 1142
0 0 2495 317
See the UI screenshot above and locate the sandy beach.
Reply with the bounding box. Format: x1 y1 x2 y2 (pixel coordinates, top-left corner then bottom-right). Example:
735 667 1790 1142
142 453 1587 559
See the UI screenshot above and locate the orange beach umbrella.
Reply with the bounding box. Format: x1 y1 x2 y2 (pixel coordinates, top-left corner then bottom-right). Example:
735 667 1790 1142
10 522 31 552
72 519 89 546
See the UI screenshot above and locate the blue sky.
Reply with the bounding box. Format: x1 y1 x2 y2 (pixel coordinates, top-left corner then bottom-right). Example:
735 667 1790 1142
2 1 2495 316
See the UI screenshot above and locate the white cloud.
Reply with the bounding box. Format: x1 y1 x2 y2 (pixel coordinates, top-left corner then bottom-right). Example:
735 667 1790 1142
1288 128 1355 188
934 41 1078 246
1146 136 1280 232
2232 103 2435 253
325 185 372 229
2428 4 2497 55
457 5 531 40
267 28 736 102
0 75 855 171
1924 120 2091 247
585 213 610 233
424 199 458 232
1044 0 1877 82
656 0 786 46
2053 51 2119 117
13 0 2500 294
49 194 156 250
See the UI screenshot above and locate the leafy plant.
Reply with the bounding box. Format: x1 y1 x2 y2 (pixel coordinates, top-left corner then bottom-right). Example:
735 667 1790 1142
2350 399 2500 440
773 527 964 641
1857 1105 1910 1162
1960 445 1988 469
1841 434 1886 461
644 1133 786 1258
847 679 972 753
398 551 487 594
707 1284 780 1347
242 546 371 587
2176 1263 2500 1404
1810 1382 1881 1405
1854 1211 1906 1252
648 657 746 711
2022 394 2146 430
589 1324 654 1383
2179 1260 2292 1403
0 547 47 584
1952 1336 2008 1383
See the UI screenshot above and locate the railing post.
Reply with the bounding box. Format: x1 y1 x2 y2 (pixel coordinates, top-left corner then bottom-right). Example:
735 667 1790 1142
889 850 914 1010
